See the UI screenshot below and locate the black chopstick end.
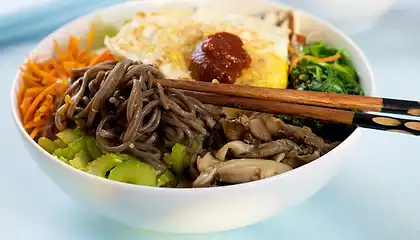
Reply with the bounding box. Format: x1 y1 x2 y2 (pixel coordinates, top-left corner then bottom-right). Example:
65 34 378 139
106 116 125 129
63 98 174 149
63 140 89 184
353 112 420 136
382 98 420 116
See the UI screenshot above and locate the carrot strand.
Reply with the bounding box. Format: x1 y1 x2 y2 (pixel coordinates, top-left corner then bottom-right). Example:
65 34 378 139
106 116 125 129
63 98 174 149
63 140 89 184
84 24 95 52
54 40 65 60
289 53 341 72
89 50 113 66
23 82 63 124
30 128 40 139
18 25 116 139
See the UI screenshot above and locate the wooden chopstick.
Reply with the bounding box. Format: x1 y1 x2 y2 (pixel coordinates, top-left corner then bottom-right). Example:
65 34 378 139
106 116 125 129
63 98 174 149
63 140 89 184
181 90 420 136
157 78 420 117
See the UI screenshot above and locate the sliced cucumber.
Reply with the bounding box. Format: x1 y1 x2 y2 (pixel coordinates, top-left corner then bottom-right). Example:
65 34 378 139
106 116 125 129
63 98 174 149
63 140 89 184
56 129 83 145
53 139 67 148
164 143 188 174
157 170 177 187
86 153 123 177
86 137 102 159
69 150 90 170
53 137 87 160
108 160 157 187
119 154 139 162
58 156 69 164
38 137 58 154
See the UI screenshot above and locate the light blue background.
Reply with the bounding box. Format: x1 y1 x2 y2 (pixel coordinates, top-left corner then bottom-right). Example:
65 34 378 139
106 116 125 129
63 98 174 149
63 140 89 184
1 1 419 239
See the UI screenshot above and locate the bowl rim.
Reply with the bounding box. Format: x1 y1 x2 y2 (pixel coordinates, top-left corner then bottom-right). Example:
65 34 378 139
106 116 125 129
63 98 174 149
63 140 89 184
10 0 375 193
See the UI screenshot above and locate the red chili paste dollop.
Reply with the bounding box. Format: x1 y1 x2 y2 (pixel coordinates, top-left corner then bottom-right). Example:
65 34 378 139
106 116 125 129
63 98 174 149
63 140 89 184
190 32 252 84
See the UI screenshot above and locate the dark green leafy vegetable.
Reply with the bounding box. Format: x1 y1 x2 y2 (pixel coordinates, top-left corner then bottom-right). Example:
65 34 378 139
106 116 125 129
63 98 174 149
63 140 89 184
290 41 364 95
282 41 363 140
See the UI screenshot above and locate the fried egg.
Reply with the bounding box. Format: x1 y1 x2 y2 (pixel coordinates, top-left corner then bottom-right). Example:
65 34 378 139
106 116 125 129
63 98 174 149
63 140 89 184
105 8 290 88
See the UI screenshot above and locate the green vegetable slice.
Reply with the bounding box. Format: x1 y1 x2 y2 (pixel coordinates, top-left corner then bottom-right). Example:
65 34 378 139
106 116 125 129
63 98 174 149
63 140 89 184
163 143 188 174
118 154 140 162
157 170 177 187
38 137 58 154
108 160 157 186
86 137 102 159
86 153 123 177
53 137 87 160
53 139 67 148
58 156 69 164
56 129 83 145
69 150 90 170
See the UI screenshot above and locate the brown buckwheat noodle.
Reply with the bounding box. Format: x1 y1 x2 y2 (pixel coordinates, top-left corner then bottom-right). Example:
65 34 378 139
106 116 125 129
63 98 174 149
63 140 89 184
55 59 216 173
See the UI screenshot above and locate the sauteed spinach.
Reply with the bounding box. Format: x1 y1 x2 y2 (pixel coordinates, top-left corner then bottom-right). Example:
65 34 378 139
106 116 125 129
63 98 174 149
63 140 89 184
289 41 364 95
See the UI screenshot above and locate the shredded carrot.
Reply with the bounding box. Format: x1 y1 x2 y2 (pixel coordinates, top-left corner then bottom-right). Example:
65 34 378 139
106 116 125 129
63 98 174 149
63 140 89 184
26 61 45 78
89 50 113 66
289 53 341 72
51 60 67 76
30 128 40 139
39 71 57 85
20 97 33 116
84 24 95 52
69 37 81 60
22 71 40 82
17 82 26 106
23 82 63 124
18 24 117 139
24 119 46 130
54 40 65 60
62 61 78 74
25 87 45 97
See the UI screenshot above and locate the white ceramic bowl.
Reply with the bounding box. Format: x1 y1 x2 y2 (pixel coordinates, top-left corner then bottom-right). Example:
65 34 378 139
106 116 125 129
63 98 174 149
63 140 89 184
10 0 375 234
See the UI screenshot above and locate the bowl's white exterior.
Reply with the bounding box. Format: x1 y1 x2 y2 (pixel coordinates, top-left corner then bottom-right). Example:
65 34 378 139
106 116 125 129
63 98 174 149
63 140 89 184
10 0 375 233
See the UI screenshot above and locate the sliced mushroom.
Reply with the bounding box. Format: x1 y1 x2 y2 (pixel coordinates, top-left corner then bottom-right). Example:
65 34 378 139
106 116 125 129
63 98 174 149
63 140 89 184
273 152 286 162
197 152 222 172
192 168 217 188
280 149 321 168
249 118 272 142
243 132 259 145
264 116 283 137
287 150 321 163
223 118 246 141
193 159 293 187
217 159 292 183
215 139 295 161
235 139 296 158
263 116 327 149
215 141 254 160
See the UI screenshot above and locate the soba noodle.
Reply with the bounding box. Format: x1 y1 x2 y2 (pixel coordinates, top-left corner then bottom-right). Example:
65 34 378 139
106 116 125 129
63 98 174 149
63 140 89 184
55 59 217 173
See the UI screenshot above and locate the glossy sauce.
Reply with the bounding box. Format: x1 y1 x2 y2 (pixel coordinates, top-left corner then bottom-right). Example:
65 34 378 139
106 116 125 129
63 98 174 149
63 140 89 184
189 32 252 84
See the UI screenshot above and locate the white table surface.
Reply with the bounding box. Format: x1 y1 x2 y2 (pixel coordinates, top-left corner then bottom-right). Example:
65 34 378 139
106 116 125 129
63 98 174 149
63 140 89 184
1 1 420 239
